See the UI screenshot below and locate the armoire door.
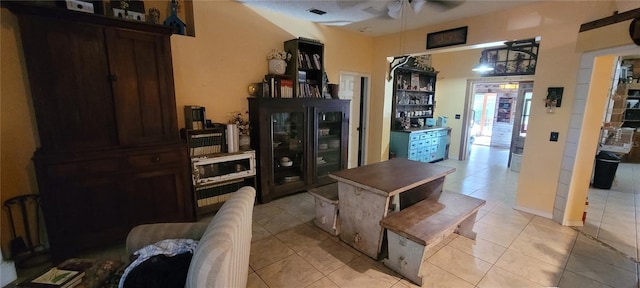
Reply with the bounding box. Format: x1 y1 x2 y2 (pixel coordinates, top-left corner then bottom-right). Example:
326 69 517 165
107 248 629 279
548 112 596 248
105 28 179 146
17 15 118 152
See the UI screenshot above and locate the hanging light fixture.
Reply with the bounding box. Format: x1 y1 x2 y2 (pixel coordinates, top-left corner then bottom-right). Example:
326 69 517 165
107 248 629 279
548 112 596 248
471 50 494 72
388 0 410 80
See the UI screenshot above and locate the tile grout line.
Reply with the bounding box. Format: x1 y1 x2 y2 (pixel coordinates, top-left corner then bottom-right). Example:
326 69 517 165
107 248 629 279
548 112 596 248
570 226 640 264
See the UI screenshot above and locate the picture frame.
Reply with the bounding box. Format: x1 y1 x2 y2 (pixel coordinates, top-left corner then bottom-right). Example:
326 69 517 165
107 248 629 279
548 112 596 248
56 0 104 15
426 26 468 50
546 87 564 107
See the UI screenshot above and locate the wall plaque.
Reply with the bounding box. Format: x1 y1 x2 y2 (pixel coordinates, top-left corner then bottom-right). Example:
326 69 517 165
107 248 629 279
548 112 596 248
426 26 468 49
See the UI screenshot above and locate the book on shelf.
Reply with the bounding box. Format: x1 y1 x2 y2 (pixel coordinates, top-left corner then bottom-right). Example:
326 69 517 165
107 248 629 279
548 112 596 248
280 79 294 98
265 74 293 98
296 50 322 70
312 54 321 70
304 53 313 70
297 82 321 98
19 267 85 288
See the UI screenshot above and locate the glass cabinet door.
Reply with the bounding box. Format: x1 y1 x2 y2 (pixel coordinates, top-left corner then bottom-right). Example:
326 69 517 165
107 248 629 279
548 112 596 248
271 111 306 187
315 109 344 180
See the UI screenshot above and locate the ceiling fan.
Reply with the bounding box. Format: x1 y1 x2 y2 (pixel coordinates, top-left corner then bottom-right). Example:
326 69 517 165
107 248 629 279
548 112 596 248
386 0 464 19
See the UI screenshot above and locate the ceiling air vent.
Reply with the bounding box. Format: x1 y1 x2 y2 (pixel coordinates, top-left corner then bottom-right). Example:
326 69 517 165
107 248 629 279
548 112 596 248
308 8 326 15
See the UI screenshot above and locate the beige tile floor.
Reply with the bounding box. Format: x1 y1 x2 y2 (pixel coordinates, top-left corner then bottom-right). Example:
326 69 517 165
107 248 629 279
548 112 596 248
13 146 639 288
247 146 640 288
580 161 640 262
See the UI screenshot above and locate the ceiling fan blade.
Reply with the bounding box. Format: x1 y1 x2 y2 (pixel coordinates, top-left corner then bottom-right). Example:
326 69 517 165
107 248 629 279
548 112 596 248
426 0 465 11
410 0 426 14
336 0 370 9
387 1 402 19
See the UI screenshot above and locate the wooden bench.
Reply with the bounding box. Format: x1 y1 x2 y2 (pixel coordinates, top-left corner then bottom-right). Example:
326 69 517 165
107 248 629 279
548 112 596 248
379 192 485 286
308 183 340 236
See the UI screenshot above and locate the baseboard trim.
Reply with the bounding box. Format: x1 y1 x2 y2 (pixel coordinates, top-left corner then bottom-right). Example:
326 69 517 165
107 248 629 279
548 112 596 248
513 205 553 219
565 220 585 227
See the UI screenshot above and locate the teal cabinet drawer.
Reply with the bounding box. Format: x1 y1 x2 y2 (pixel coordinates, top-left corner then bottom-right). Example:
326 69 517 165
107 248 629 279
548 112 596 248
408 149 419 159
437 129 448 137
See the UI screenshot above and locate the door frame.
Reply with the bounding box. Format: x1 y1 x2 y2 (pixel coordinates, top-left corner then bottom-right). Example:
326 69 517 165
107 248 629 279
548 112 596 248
460 76 535 161
508 82 534 166
339 71 371 167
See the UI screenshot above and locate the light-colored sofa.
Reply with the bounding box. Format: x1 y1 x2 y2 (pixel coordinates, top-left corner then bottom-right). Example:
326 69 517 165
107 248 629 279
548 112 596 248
125 186 255 288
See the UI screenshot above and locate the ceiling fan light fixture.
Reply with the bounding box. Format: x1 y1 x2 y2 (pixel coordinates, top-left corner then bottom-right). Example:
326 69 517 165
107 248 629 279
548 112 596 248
471 63 494 72
472 50 494 72
410 0 426 14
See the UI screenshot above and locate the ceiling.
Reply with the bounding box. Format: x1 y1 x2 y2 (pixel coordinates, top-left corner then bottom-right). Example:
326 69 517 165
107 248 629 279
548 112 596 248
236 0 539 36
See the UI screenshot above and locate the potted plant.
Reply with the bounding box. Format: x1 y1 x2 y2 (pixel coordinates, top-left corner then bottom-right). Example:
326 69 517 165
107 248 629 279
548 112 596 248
229 111 251 150
267 49 291 75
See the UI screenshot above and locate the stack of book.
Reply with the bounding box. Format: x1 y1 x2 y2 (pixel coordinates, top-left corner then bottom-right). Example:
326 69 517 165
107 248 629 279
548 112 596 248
296 50 322 70
19 267 85 288
264 74 294 98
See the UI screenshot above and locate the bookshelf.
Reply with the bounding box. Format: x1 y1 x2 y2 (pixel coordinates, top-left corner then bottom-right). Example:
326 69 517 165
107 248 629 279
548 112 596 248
284 38 325 98
181 127 226 157
184 106 206 130
181 127 257 217
391 64 438 130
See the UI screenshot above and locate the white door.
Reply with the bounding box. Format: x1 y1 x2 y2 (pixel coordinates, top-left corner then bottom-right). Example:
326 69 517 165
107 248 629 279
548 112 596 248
340 72 368 168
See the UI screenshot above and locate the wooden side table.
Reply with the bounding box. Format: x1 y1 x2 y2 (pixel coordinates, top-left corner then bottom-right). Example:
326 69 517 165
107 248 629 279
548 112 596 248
329 158 455 259
7 258 124 288
57 258 124 288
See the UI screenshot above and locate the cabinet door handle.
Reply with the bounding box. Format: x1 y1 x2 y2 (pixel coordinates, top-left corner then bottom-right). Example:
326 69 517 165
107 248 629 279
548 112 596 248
152 156 161 162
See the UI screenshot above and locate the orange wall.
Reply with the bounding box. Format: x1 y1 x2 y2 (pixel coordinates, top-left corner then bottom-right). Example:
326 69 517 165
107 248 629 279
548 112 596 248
169 1 374 126
0 0 373 257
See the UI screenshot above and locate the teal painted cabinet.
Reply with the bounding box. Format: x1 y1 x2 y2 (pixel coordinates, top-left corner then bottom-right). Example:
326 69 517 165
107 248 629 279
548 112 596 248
390 127 451 163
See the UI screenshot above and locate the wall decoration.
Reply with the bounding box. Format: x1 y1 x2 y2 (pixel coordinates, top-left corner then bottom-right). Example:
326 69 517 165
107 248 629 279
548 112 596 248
110 0 145 21
497 97 513 123
426 26 467 49
164 0 186 35
475 38 539 76
546 87 564 108
148 7 160 24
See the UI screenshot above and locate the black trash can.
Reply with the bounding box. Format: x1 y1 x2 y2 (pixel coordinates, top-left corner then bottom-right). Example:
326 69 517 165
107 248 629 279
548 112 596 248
592 151 621 189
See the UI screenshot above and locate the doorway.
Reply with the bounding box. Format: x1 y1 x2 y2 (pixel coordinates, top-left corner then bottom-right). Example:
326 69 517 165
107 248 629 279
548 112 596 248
339 72 370 168
461 79 534 165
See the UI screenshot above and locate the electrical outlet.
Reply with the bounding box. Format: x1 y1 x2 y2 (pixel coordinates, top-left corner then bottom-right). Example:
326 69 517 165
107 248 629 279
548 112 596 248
550 132 559 142
455 114 460 119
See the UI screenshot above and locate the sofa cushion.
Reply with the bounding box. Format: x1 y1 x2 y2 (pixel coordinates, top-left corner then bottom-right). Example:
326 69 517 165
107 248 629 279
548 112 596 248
185 186 255 288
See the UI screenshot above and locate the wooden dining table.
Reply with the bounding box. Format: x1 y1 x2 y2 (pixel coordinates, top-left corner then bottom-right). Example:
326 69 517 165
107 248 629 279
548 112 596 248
329 158 455 259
